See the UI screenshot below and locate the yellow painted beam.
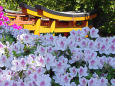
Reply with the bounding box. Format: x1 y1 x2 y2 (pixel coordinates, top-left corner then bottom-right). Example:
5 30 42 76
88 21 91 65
54 28 82 33
24 19 41 35
23 24 82 34
38 11 97 21
26 9 42 17
7 16 16 19
38 27 51 33
24 25 35 30
34 27 82 33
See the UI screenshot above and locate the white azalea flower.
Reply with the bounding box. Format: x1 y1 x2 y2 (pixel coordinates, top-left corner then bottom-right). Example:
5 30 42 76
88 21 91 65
35 54 45 67
111 79 115 86
78 77 88 86
54 36 67 51
0 42 5 55
78 66 88 77
90 27 99 38
88 58 99 69
99 77 108 86
69 66 77 78
44 53 56 70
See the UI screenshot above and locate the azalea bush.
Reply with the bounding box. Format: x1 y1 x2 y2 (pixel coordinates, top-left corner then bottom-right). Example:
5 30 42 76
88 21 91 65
0 6 115 86
0 6 22 30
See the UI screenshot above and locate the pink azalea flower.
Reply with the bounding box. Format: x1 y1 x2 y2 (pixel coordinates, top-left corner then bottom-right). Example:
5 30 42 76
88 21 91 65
2 16 10 22
111 79 115 86
70 30 77 36
53 73 63 84
97 56 107 69
32 81 37 86
0 55 7 67
11 59 20 71
36 67 46 75
82 27 90 36
100 44 106 51
72 53 82 62
84 50 97 62
37 75 51 86
45 34 54 44
79 77 88 86
53 60 67 74
80 39 89 48
26 54 35 66
106 57 112 65
88 78 99 86
59 40 65 49
69 66 77 77
111 37 115 44
95 41 101 50
47 46 53 53
11 24 18 29
12 82 18 86
71 82 76 86
33 73 38 81
40 81 45 86
11 42 24 54
64 76 69 83
67 37 76 48
88 40 95 50
35 55 45 67
27 70 32 75
19 58 27 70
109 44 115 54
20 81 25 86
61 74 71 86
45 53 55 70
36 46 46 55
3 81 10 86
78 66 88 77
75 36 82 42
108 58 115 68
0 20 3 26
0 70 12 82
54 36 67 51
99 77 108 86
11 24 22 30
90 27 99 38
28 83 32 86
0 69 3 74
0 12 4 18
0 6 3 11
88 58 98 69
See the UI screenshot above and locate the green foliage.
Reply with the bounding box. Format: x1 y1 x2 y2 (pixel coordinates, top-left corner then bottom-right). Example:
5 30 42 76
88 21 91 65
12 45 36 58
4 48 10 58
0 32 16 45
51 79 60 86
23 45 36 56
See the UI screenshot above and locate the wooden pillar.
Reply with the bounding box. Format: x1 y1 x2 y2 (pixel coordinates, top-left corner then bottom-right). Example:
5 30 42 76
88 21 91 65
34 18 41 35
86 21 88 27
64 32 69 37
73 21 76 28
50 20 56 36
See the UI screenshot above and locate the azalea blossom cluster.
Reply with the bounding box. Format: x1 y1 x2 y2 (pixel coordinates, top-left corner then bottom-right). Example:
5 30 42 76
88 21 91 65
0 6 115 86
0 24 115 86
0 6 10 26
0 6 22 30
